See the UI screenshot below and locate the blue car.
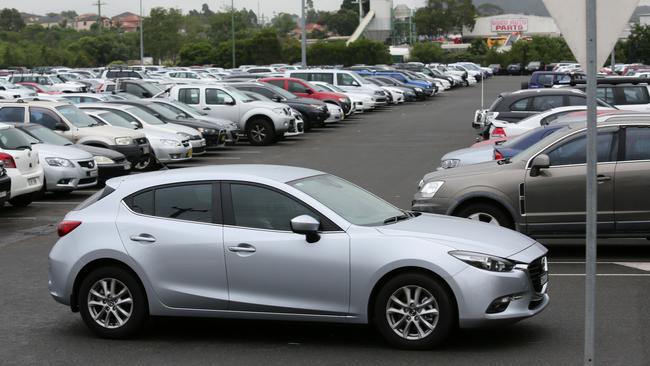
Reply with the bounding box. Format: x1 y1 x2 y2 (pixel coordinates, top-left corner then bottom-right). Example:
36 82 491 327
356 70 435 96
525 71 585 89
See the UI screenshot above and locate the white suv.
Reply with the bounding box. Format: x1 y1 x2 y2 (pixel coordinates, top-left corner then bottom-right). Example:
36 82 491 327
0 124 44 207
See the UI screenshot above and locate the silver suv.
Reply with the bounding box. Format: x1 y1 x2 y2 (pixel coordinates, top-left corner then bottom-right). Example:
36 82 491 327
413 115 650 238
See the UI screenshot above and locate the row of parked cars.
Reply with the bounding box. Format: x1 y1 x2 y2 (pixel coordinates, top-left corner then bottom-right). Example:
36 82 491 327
412 73 650 239
0 62 487 208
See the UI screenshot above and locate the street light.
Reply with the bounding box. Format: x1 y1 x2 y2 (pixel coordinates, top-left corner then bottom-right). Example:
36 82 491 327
139 0 144 66
301 0 306 67
231 0 236 68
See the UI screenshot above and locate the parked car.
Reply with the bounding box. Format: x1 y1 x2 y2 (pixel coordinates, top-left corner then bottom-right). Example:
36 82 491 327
77 105 193 165
260 77 353 116
288 69 389 105
523 71 586 89
0 100 153 170
9 74 86 93
569 78 650 112
49 165 548 349
241 91 305 137
150 99 240 144
487 106 603 139
15 82 63 95
506 64 523 75
366 75 426 101
0 80 37 99
228 81 330 130
13 123 131 181
413 116 650 238
310 81 373 112
106 100 225 150
525 61 544 75
168 84 293 145
0 123 43 207
115 80 166 99
0 161 10 207
488 64 503 75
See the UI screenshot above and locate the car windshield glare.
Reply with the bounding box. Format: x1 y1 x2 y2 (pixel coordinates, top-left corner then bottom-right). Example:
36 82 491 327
127 107 165 125
56 105 98 128
25 125 73 145
512 126 572 162
289 174 405 226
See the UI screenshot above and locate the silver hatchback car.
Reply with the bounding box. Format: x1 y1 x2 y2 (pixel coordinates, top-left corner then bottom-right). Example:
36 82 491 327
49 165 549 349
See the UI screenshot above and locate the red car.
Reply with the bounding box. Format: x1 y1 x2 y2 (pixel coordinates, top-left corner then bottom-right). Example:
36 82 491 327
15 82 62 95
260 77 352 116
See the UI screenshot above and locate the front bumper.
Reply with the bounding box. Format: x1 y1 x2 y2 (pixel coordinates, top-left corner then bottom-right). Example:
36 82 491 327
152 141 193 163
285 119 305 137
203 131 227 148
324 108 343 123
189 137 207 155
44 160 98 192
113 142 152 165
97 159 131 181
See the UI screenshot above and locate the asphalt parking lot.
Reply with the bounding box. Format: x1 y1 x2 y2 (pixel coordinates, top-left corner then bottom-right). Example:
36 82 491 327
1 76 649 365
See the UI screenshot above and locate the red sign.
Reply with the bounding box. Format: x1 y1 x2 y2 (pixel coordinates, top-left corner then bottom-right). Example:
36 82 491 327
491 18 528 32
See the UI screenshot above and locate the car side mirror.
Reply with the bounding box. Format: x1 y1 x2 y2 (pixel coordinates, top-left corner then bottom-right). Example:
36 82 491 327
54 122 69 131
130 121 142 129
273 96 283 102
352 81 360 87
142 92 153 98
224 96 235 105
530 154 550 177
290 215 321 243
305 88 313 94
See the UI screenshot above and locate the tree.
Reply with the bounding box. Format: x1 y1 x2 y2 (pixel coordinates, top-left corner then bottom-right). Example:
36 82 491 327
410 42 444 63
271 13 297 35
0 8 25 32
626 24 650 64
179 41 215 65
476 3 504 16
324 9 358 36
208 9 257 44
61 10 78 19
143 7 184 64
414 0 476 37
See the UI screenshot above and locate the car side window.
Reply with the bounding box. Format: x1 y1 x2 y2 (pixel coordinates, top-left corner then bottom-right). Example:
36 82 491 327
206 89 231 105
126 184 214 223
337 73 357 86
125 84 145 98
229 183 318 231
178 88 200 105
595 88 615 104
0 107 25 123
537 74 553 86
624 127 650 161
251 87 275 99
288 80 308 93
510 97 531 111
546 130 618 166
307 73 334 84
29 107 63 129
622 86 650 104
531 95 564 111
264 79 284 88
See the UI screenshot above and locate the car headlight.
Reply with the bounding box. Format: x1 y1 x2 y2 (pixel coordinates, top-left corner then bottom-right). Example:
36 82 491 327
419 181 444 198
94 156 115 165
415 87 423 92
161 139 181 147
273 108 286 115
338 97 347 102
45 157 74 168
114 137 134 145
440 159 460 169
449 251 515 272
176 132 191 138
197 127 216 134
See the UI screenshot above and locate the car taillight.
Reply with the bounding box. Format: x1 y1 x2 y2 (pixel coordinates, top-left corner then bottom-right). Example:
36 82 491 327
0 152 16 169
494 149 504 160
491 127 507 138
57 221 82 237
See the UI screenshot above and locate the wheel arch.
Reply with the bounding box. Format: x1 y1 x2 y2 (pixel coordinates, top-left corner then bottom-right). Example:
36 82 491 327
367 266 459 326
449 193 518 226
245 114 275 133
70 258 148 312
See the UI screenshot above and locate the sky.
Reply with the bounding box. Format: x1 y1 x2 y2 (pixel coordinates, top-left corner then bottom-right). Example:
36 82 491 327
7 0 427 17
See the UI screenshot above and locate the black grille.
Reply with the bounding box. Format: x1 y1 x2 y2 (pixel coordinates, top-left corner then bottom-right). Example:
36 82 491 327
193 145 206 154
135 138 148 145
78 160 95 169
528 256 547 293
79 178 97 184
190 135 202 141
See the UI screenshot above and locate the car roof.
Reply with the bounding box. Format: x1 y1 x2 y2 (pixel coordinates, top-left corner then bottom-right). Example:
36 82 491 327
501 88 586 97
0 100 69 107
112 164 325 188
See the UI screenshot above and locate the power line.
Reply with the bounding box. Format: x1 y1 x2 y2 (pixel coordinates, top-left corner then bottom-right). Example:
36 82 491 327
92 1 107 29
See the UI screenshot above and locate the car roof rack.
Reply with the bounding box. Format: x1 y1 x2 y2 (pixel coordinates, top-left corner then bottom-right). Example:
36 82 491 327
569 77 650 86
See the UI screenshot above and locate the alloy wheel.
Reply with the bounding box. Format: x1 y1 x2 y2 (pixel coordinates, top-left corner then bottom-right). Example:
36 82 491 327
87 278 133 329
467 212 500 225
250 124 267 143
386 285 439 340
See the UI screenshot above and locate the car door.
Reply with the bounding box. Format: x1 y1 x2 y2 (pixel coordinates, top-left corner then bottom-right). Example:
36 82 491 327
204 88 240 123
523 128 619 236
115 182 229 310
222 182 350 316
614 126 650 233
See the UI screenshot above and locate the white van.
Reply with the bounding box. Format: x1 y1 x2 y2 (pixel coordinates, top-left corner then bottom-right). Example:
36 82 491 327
287 69 388 105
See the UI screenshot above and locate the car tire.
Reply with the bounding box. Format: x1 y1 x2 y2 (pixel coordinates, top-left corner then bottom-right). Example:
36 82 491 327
299 112 312 132
78 266 148 339
455 203 514 229
246 118 275 146
374 273 455 350
9 193 34 207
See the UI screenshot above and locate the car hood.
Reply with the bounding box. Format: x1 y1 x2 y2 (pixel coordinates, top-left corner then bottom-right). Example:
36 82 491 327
286 97 325 106
159 122 200 136
191 115 236 128
423 159 519 182
140 127 185 141
79 125 146 139
74 144 126 159
440 145 494 166
377 213 536 258
32 143 93 160
168 117 220 129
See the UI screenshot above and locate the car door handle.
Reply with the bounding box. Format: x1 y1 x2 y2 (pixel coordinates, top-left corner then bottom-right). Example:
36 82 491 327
130 234 156 243
597 175 612 182
228 244 256 253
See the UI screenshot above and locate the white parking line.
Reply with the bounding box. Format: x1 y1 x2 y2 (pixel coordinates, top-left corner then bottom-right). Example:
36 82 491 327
31 201 82 205
551 274 650 277
216 151 261 154
195 157 241 160
615 262 650 271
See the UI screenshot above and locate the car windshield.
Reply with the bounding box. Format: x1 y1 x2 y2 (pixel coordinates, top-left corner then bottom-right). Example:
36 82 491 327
52 75 67 83
311 83 330 92
23 125 73 145
145 103 183 119
326 83 346 93
96 111 136 129
127 107 166 125
259 82 297 100
56 105 99 128
289 174 406 226
154 102 191 118
224 86 254 102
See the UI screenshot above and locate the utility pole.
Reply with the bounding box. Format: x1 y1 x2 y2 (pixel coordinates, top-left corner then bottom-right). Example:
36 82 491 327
301 0 307 67
139 0 144 66
231 0 236 68
92 1 107 29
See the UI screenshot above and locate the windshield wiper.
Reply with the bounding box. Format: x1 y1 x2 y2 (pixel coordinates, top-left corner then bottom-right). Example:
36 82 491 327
383 211 414 225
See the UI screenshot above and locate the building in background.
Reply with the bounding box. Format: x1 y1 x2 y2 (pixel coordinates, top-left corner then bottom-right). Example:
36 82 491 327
73 13 110 31
111 12 141 33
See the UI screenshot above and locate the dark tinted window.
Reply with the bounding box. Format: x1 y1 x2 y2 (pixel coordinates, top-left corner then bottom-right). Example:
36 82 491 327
622 86 650 104
0 127 32 149
536 74 554 86
531 95 564 111
125 83 145 97
547 130 618 166
230 184 316 231
288 80 308 93
29 107 62 129
127 184 213 223
510 97 531 111
178 88 200 105
205 89 231 105
129 190 154 215
624 127 650 161
306 73 334 84
290 72 309 81
595 88 615 104
0 107 25 123
246 86 275 99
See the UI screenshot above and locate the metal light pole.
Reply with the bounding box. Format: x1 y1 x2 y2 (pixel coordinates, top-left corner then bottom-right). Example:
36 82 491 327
584 0 597 364
139 0 144 66
301 0 306 67
231 0 236 68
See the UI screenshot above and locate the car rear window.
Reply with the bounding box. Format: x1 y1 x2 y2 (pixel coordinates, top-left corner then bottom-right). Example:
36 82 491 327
0 128 32 150
74 186 115 211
